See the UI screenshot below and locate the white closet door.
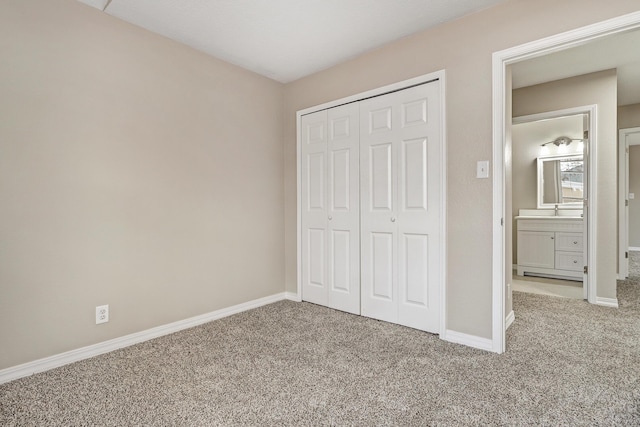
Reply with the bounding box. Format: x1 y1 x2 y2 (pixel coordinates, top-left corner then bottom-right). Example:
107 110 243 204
301 104 360 314
327 103 360 314
359 96 398 323
301 110 329 306
360 82 441 333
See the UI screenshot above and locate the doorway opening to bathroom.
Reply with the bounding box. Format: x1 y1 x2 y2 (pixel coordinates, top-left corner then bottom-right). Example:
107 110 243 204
511 108 592 301
491 11 640 353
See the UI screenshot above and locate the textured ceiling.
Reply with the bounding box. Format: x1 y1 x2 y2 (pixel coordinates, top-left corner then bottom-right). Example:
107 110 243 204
78 0 506 83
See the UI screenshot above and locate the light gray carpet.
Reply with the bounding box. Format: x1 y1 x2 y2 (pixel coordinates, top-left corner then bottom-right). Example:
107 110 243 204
629 250 640 280
2 282 640 426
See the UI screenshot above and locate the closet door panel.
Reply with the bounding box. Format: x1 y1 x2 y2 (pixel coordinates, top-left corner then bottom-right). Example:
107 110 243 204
371 143 394 210
307 153 326 210
327 103 360 314
360 230 396 322
369 107 393 134
361 82 441 333
330 229 350 291
401 138 428 211
307 228 326 286
397 83 441 333
330 148 350 210
301 111 329 306
372 232 394 300
360 93 399 323
401 233 429 303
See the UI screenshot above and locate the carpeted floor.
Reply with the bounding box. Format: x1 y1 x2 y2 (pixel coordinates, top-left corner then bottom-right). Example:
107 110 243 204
629 250 640 280
1 280 640 426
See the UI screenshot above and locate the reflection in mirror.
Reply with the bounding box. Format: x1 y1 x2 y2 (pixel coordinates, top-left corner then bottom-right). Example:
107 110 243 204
538 154 583 208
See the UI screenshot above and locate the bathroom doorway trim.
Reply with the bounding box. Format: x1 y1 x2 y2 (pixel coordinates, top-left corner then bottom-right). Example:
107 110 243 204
492 10 640 354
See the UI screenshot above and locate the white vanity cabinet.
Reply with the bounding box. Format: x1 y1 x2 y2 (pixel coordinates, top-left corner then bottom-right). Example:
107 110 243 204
516 217 583 281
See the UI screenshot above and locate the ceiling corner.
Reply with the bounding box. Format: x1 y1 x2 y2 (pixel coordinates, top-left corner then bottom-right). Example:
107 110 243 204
77 0 110 11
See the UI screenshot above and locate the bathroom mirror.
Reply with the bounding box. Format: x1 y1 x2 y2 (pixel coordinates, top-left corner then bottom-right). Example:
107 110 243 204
537 154 584 209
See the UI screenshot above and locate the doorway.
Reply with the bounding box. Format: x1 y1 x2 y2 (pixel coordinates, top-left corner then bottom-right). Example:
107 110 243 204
511 110 591 301
619 127 640 278
491 11 640 353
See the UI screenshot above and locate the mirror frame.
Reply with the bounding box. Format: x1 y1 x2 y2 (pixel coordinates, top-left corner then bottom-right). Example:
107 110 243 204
537 153 584 209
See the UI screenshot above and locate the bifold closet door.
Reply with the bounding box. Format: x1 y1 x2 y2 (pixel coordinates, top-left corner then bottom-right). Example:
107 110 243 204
360 82 441 333
301 103 360 314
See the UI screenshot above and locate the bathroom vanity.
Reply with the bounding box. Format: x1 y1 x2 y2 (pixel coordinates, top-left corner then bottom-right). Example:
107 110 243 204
514 152 585 282
516 212 583 281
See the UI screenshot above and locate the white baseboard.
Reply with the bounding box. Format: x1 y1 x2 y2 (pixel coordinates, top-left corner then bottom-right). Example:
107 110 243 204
0 292 288 385
595 297 619 308
285 291 301 302
506 310 515 329
442 330 494 352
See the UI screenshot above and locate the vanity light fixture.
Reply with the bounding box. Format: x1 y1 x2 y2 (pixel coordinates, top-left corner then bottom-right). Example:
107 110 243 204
540 136 583 147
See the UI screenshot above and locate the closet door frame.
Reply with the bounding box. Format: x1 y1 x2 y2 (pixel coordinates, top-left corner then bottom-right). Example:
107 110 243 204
296 70 447 337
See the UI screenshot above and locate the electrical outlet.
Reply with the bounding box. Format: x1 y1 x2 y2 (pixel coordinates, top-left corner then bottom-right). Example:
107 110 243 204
96 305 109 324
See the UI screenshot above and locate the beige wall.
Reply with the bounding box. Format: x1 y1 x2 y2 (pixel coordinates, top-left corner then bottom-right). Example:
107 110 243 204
3 0 639 371
513 70 618 299
511 115 584 262
0 0 284 369
284 0 639 338
618 103 640 129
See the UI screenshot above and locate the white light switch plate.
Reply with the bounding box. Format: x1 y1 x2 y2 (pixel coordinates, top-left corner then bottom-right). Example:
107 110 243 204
477 160 489 179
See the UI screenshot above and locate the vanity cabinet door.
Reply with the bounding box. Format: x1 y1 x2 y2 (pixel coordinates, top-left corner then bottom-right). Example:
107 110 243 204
518 231 555 269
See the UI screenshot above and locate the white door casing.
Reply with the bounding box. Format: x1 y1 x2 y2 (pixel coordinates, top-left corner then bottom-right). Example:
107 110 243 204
300 104 360 314
360 82 442 333
621 132 629 279
582 115 589 299
619 127 640 279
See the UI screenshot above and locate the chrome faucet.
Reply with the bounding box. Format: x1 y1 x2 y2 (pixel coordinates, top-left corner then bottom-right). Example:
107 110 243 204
554 204 559 216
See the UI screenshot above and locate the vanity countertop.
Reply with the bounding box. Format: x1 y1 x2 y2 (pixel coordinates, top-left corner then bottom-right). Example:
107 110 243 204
516 209 583 220
515 215 582 220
